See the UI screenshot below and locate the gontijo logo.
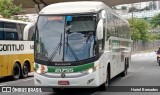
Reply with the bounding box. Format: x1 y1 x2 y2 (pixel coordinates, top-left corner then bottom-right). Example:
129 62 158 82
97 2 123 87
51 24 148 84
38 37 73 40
0 44 24 51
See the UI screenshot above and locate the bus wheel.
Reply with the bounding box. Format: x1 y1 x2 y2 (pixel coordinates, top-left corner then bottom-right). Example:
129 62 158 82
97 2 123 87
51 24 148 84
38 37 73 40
12 63 21 80
21 62 29 78
121 60 128 77
106 70 110 86
98 83 106 91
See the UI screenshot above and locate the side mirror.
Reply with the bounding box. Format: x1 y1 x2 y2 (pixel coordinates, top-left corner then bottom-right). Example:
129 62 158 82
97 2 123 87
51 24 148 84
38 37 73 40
96 19 104 40
101 10 106 19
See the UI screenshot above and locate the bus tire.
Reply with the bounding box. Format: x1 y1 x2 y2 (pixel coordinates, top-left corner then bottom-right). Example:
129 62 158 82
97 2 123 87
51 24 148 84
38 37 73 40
21 62 29 78
106 65 110 85
121 59 128 77
98 83 106 91
12 63 21 80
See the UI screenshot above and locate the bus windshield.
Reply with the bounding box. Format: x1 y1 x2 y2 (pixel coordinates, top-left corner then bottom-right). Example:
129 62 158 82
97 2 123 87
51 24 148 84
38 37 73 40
35 14 97 62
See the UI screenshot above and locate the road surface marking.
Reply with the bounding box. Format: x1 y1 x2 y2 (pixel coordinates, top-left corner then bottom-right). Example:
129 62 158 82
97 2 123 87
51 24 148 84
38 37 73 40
122 74 133 79
1 77 34 86
139 67 145 70
0 84 7 86
122 67 145 80
91 92 99 95
23 78 34 82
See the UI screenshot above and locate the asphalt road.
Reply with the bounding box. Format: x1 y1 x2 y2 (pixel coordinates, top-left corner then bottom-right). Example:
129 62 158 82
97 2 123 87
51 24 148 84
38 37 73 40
1 52 160 95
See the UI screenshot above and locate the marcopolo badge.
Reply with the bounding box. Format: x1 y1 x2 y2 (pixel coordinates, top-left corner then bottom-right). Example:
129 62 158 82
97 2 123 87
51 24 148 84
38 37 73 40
61 73 65 78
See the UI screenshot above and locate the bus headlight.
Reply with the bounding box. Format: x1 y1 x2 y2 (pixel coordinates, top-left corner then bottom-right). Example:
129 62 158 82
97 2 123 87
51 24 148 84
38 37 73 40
35 69 47 74
84 65 99 74
36 69 41 74
88 68 94 74
34 65 47 74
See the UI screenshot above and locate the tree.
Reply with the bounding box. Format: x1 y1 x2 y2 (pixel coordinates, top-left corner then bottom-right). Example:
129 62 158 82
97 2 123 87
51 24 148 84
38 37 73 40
150 13 160 27
128 18 150 41
0 0 22 18
121 6 127 10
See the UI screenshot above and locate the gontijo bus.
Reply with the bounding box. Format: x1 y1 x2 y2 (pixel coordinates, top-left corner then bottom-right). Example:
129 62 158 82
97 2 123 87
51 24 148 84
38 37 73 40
0 18 34 80
34 1 132 90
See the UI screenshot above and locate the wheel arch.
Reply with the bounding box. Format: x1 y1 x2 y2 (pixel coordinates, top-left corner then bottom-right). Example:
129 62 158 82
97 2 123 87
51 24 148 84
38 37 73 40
107 62 111 80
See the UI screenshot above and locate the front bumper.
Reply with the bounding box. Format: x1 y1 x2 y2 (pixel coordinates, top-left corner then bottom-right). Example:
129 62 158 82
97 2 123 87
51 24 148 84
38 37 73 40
34 70 100 88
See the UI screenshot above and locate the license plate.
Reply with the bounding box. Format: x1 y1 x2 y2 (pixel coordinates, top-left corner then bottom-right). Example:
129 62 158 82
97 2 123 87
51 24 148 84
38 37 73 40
58 81 69 85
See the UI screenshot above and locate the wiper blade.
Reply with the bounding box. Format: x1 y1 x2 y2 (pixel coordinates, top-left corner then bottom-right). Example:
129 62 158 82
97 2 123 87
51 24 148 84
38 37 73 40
66 33 79 63
66 42 79 62
48 33 62 62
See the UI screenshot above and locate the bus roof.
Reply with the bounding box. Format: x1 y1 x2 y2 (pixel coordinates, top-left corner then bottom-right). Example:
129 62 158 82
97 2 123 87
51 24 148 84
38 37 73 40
40 1 107 15
39 1 128 24
0 18 30 24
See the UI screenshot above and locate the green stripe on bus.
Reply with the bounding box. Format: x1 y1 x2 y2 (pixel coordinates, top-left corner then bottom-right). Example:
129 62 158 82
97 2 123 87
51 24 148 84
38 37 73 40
35 64 39 69
47 63 94 73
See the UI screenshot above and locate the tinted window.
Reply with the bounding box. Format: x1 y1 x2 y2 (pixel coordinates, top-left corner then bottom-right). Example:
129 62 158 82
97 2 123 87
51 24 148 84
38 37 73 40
0 31 4 40
4 22 16 29
5 32 18 40
0 22 4 40
16 24 27 40
4 22 18 40
28 26 35 41
0 21 3 28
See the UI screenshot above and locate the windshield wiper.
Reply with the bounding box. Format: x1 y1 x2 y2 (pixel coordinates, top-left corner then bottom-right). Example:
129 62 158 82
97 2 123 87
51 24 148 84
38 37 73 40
65 32 79 62
48 33 63 62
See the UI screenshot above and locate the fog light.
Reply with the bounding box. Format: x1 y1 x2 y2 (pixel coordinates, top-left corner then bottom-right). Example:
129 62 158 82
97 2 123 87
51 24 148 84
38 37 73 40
87 79 94 84
36 79 41 84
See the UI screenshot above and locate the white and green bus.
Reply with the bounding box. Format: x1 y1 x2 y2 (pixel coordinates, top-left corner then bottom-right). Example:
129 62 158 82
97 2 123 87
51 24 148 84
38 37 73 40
34 1 132 90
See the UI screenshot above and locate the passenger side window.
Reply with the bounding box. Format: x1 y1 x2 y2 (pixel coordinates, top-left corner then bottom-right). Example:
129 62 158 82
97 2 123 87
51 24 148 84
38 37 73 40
5 32 18 40
17 24 27 40
28 26 35 41
4 22 19 40
0 22 4 40
0 31 4 40
98 21 105 54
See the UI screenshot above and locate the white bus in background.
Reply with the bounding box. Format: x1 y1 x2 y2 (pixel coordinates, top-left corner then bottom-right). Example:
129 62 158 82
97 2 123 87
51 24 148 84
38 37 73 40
0 18 34 80
33 1 132 91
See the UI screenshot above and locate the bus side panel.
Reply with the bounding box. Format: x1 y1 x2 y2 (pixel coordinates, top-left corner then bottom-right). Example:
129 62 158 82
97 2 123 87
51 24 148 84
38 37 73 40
0 55 8 77
0 41 34 77
7 53 34 76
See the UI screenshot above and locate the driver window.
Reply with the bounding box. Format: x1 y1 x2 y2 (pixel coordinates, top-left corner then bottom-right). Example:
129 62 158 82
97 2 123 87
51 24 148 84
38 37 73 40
98 20 105 53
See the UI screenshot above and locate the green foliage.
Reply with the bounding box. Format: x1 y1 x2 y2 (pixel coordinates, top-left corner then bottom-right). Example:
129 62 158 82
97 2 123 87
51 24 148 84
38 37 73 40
0 0 22 18
149 33 160 40
128 18 151 41
11 16 30 22
150 13 160 27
